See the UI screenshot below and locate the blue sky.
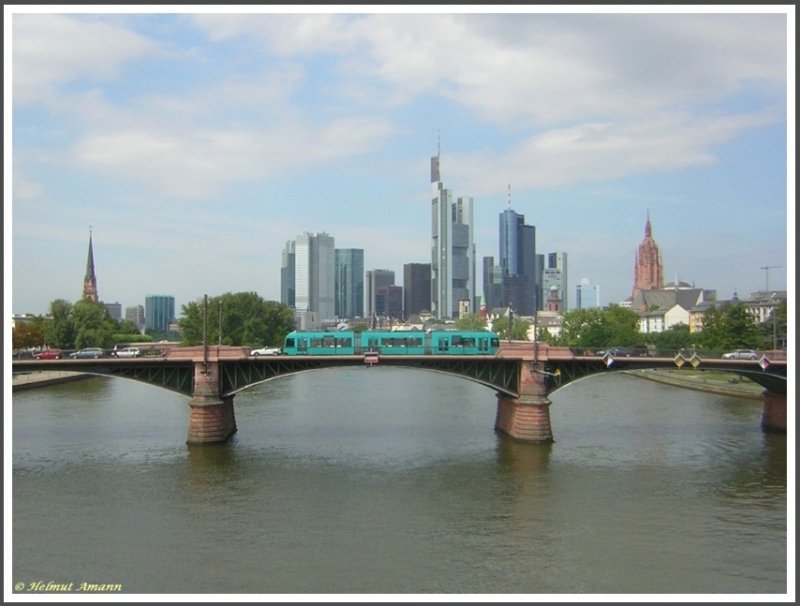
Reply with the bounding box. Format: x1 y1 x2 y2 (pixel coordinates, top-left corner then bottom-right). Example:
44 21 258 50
6 6 793 317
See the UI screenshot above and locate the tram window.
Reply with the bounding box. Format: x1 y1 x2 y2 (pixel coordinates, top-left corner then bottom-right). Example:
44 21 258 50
462 338 475 348
298 338 308 352
479 338 488 351
491 338 500 348
322 336 336 348
285 338 295 348
438 339 449 351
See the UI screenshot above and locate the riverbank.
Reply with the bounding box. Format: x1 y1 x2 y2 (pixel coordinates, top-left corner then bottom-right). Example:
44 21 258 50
12 371 93 392
623 368 765 400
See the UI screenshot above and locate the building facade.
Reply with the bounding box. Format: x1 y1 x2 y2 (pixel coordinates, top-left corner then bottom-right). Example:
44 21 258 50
145 295 175 334
365 269 395 319
430 149 475 319
293 232 336 320
104 302 122 321
280 240 296 308
545 252 568 311
335 248 364 319
632 212 664 298
498 208 537 316
576 278 601 309
403 263 431 318
125 305 145 332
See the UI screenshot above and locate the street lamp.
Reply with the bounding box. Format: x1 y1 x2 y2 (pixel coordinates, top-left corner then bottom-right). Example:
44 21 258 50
760 265 781 351
760 265 781 293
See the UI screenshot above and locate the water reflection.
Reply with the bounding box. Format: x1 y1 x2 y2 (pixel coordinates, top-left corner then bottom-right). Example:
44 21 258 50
12 367 787 595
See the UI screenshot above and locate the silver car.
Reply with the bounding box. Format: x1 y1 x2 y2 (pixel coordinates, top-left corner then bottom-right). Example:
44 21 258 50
250 346 282 356
722 349 759 360
69 347 105 359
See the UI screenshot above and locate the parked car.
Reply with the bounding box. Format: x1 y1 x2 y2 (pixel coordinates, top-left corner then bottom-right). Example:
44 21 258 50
113 347 140 358
69 347 105 359
34 349 63 360
722 349 759 360
140 347 166 357
250 346 282 356
597 346 649 357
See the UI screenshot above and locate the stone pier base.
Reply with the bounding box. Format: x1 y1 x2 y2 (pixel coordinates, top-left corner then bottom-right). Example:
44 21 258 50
495 360 554 443
187 396 237 444
495 395 553 443
761 392 786 433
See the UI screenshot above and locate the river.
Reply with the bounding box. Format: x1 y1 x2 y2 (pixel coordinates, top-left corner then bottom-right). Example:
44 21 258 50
10 367 789 597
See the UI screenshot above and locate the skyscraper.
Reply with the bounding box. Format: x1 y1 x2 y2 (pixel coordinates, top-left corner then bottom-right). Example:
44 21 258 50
403 263 431 317
544 252 568 311
335 248 364 319
293 232 336 320
482 256 503 312
576 278 600 309
365 269 395 318
430 146 475 319
633 212 664 298
82 228 98 302
280 240 296 308
497 206 537 316
145 295 175 333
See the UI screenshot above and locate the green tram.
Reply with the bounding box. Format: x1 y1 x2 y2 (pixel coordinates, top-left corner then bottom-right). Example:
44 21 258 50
282 330 500 356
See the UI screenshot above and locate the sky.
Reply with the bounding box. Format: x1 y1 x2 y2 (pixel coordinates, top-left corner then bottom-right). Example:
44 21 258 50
6 5 794 318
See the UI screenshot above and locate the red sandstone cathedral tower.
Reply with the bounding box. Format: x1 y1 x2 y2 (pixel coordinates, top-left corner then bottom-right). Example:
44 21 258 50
632 212 663 298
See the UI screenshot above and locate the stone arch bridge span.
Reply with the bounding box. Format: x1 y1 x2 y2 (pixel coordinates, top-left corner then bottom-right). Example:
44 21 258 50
12 344 787 445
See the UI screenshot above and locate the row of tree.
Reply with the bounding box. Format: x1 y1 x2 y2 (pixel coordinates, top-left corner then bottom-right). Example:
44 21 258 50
14 293 787 354
13 293 297 351
455 300 787 353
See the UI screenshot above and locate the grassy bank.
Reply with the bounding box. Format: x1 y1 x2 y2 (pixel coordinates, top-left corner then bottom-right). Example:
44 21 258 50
623 368 765 400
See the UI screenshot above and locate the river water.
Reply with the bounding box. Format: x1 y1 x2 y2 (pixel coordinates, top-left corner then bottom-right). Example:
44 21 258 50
10 367 790 597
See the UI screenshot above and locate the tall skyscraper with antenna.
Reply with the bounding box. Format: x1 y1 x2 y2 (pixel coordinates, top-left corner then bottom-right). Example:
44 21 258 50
82 228 98 302
430 139 475 319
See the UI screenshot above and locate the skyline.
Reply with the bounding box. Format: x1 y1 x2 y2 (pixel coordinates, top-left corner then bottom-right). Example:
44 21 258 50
6 6 794 317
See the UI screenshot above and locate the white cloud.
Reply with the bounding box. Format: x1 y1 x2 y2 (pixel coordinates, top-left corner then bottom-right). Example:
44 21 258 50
446 108 781 195
69 115 395 199
12 13 162 105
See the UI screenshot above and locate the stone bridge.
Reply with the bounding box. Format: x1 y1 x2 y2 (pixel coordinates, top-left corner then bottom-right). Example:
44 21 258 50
12 343 787 445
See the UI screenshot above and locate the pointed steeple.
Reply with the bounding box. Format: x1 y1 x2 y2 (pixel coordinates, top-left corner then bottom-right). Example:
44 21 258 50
632 212 663 298
83 227 98 302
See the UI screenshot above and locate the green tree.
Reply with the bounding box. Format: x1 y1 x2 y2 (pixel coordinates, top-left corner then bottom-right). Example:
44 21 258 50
454 313 487 331
760 299 788 350
557 308 609 348
178 292 295 347
71 299 117 348
492 315 531 341
699 303 764 351
13 319 45 349
43 299 76 348
649 323 694 353
604 305 643 346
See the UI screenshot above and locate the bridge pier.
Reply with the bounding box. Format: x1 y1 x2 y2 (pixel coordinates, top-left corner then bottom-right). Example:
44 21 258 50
495 361 553 443
761 392 786 433
187 361 237 444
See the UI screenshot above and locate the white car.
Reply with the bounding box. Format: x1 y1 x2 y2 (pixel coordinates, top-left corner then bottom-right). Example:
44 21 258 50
722 349 759 360
114 347 141 358
250 346 282 356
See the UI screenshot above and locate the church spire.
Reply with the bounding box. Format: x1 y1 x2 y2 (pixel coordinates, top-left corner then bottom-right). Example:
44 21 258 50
83 227 98 302
632 212 663 298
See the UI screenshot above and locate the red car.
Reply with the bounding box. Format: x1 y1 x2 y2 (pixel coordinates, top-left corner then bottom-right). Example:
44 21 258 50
34 349 63 360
